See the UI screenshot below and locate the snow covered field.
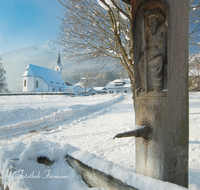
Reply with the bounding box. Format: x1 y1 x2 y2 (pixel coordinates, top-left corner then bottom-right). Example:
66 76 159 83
0 93 199 190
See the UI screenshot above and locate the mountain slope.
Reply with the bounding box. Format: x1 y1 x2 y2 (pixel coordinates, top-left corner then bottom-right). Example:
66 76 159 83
0 40 93 91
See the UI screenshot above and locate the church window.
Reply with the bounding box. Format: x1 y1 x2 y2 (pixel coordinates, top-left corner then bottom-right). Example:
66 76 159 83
59 88 61 92
24 80 26 87
53 87 55 91
62 83 64 85
50 81 53 83
57 82 59 84
36 81 39 88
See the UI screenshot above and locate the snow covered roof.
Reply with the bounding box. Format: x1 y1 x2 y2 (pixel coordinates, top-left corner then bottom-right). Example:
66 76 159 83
23 64 67 88
105 79 131 89
75 88 96 93
84 88 97 93
65 85 82 90
65 82 73 86
94 87 107 92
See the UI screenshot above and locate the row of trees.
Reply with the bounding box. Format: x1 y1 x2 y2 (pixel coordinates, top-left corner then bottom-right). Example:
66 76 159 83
58 0 200 94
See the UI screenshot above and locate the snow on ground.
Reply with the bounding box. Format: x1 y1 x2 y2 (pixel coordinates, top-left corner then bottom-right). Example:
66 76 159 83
0 93 199 190
189 92 200 190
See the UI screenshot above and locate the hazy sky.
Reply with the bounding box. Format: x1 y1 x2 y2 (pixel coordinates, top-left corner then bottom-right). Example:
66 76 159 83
0 0 199 55
0 0 63 53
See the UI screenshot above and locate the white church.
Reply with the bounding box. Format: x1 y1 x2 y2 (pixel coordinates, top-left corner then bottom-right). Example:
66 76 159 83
22 52 67 92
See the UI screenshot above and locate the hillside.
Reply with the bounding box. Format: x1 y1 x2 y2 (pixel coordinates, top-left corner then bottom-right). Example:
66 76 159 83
0 40 98 92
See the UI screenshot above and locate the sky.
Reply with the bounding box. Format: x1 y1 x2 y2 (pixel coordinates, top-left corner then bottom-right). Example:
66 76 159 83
0 0 199 55
0 0 63 53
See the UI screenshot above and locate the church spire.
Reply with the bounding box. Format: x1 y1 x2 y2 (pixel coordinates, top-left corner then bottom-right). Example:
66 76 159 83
57 50 61 66
55 51 63 76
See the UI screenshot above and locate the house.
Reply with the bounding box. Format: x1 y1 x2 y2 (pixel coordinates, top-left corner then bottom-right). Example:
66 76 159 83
80 88 97 95
65 82 73 86
22 52 67 92
65 85 83 94
65 85 97 95
94 87 107 94
105 79 132 94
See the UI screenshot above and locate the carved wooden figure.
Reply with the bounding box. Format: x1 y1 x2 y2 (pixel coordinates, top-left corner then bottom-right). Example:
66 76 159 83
138 8 167 94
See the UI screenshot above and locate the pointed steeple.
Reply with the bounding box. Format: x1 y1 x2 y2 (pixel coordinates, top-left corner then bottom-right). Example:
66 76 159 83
55 51 63 76
57 50 61 66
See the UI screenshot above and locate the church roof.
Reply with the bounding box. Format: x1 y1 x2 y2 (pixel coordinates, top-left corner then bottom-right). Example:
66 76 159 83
23 64 67 88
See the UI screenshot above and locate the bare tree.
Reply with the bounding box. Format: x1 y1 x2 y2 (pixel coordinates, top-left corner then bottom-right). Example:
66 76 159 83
58 0 134 92
0 58 8 93
72 67 101 93
189 0 200 48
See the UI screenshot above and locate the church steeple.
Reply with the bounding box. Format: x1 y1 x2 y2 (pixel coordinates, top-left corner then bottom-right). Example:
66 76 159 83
55 51 63 76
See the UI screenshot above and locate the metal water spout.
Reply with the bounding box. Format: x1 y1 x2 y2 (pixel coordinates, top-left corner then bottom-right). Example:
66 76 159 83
113 126 151 140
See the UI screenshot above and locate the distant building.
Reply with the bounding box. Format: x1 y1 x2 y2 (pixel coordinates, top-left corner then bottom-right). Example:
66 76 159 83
65 85 83 94
65 84 97 95
94 87 107 94
22 52 67 92
65 82 73 86
80 88 97 95
105 79 132 94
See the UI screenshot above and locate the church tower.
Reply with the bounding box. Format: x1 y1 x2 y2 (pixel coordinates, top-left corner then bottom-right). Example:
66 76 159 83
55 51 63 76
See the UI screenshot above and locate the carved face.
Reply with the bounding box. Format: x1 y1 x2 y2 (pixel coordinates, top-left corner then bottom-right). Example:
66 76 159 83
149 15 158 35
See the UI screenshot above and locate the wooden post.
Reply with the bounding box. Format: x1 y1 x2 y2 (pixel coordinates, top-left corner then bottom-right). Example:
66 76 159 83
123 0 189 188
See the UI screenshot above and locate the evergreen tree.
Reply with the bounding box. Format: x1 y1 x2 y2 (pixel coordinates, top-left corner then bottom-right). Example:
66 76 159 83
0 58 8 92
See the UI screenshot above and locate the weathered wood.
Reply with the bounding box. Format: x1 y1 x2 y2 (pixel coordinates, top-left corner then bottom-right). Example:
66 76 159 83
132 0 189 188
65 155 137 190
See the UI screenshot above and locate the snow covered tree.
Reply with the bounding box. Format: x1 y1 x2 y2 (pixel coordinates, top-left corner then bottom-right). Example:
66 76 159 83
189 54 200 91
58 0 134 92
0 58 8 93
